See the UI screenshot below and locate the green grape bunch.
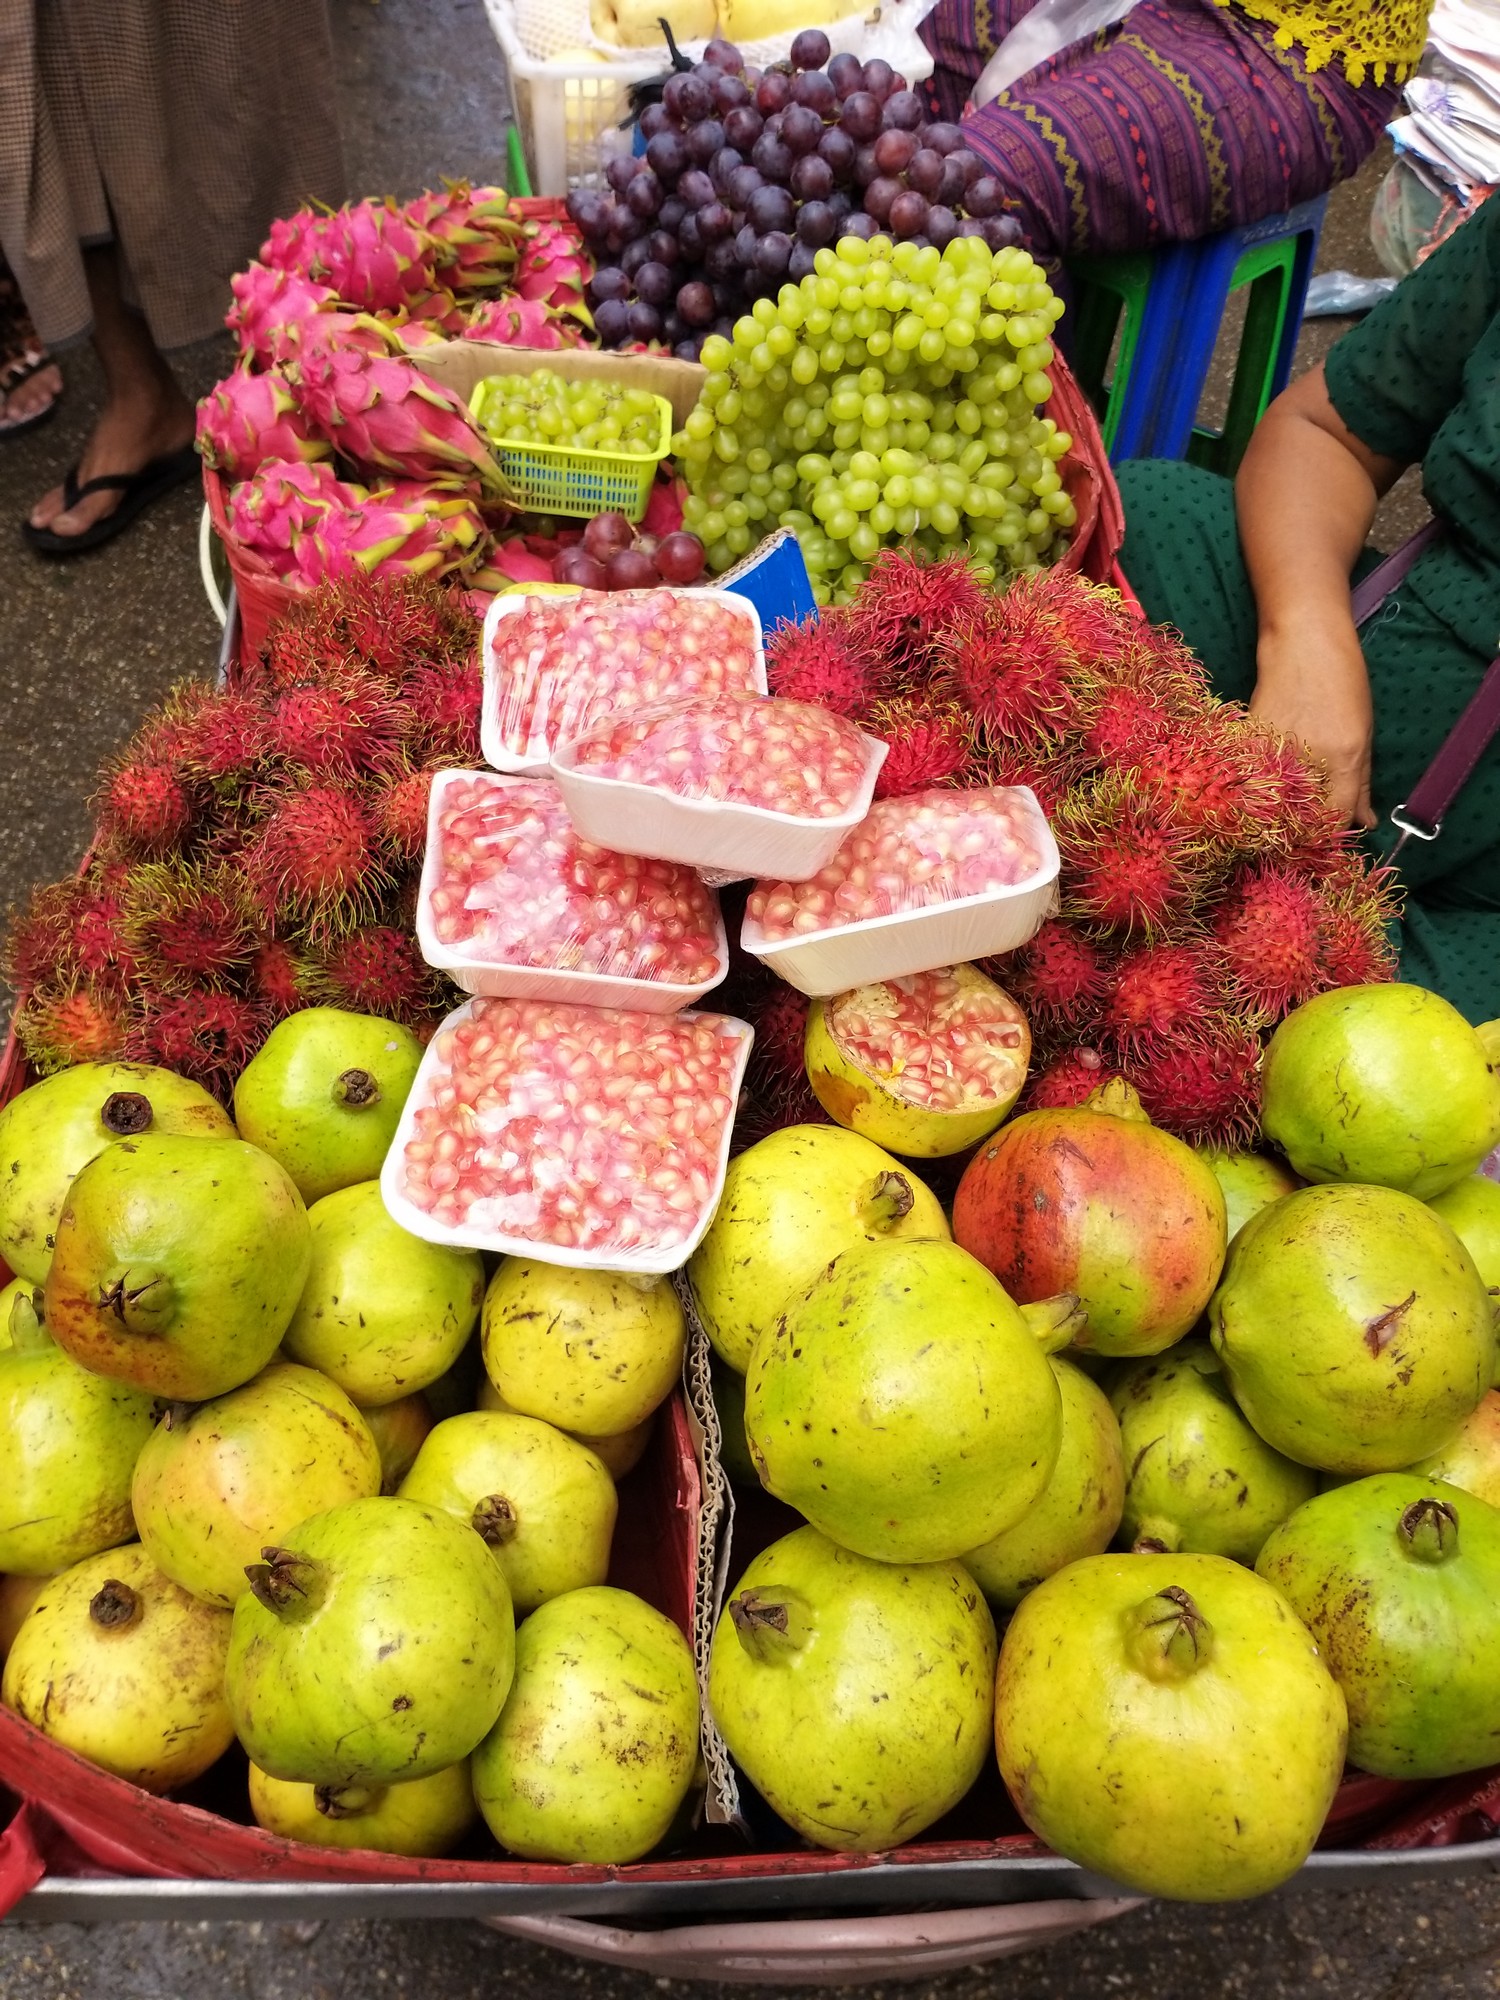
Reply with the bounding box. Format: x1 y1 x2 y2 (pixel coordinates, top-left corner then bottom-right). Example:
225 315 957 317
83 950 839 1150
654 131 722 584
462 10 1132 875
673 234 1076 604
473 368 665 457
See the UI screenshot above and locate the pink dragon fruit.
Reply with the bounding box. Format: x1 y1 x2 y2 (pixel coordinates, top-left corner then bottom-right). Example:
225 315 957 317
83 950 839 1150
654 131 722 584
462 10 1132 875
401 288 468 336
226 461 370 576
404 181 526 295
290 337 509 499
261 199 441 314
513 219 593 322
196 368 331 480
290 481 487 587
460 296 580 350
226 264 338 367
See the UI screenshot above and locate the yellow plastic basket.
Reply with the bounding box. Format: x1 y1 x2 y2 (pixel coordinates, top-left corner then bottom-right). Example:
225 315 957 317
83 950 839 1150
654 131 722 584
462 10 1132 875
469 381 674 522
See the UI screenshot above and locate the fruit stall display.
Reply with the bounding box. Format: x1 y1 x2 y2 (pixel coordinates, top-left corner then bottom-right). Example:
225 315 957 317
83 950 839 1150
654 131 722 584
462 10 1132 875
4 538 1500 1918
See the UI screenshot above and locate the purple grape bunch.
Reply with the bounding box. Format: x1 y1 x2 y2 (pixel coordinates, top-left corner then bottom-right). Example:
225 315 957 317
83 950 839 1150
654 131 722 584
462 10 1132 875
566 29 1022 360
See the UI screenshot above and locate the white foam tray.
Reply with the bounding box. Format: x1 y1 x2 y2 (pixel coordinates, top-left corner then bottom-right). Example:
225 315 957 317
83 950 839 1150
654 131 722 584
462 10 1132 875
480 586 767 775
415 769 727 1012
380 995 754 1273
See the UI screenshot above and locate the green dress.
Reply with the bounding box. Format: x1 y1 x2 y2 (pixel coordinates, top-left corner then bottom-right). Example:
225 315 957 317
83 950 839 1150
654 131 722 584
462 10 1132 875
1116 196 1500 1023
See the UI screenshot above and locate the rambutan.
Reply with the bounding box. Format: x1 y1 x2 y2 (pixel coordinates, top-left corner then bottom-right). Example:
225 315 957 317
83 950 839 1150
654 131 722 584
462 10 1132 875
123 862 263 990
937 589 1077 747
163 685 271 785
1078 685 1178 769
1210 863 1331 1022
1102 938 1230 1048
249 939 316 1018
734 981 826 1146
1317 904 1400 989
1021 1044 1114 1111
260 573 476 693
1002 918 1113 1027
265 673 403 777
242 783 390 940
126 990 271 1097
371 760 439 863
975 745 1079 816
95 746 196 857
312 926 443 1025
399 657 483 764
1056 776 1214 936
6 866 143 995
15 981 132 1073
1123 1019 1264 1148
765 614 873 719
868 700 975 799
845 547 987 682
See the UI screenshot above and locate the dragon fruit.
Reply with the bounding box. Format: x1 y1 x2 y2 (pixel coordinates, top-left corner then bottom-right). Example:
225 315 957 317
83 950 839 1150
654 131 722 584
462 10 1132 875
461 297 580 350
290 339 508 499
196 368 331 480
404 182 526 294
513 220 592 322
262 199 440 314
227 463 371 576
227 265 339 368
290 481 486 587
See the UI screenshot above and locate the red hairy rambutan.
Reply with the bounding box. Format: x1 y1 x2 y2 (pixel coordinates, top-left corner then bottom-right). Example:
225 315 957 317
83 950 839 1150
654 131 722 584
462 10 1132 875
1002 918 1113 1027
163 685 271 784
123 863 263 990
1103 940 1228 1045
938 588 1078 746
371 760 439 863
249 939 316 1018
312 926 443 1025
126 990 271 1096
765 614 874 719
1056 777 1213 935
400 657 483 764
15 981 133 1073
1076 684 1177 769
734 981 827 1146
868 700 974 799
1021 1045 1114 1112
845 548 987 680
242 783 390 939
5 881 88 993
261 574 475 693
1317 905 1400 989
265 674 403 777
1123 1019 1264 1148
1211 863 1331 1022
95 749 196 857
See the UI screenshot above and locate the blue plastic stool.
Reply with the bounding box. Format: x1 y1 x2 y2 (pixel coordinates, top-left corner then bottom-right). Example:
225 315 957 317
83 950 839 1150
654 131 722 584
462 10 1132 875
1067 194 1327 475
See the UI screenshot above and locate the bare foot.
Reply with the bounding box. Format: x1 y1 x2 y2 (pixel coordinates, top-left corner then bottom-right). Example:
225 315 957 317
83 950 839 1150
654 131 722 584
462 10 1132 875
29 378 194 539
0 360 62 431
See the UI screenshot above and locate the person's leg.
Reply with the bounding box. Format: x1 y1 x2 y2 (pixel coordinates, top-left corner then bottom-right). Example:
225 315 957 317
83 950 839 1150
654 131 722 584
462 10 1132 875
27 241 193 538
1115 458 1260 701
0 261 63 432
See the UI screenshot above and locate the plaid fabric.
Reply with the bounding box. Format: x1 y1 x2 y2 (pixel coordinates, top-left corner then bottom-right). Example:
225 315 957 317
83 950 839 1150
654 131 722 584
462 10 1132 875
920 0 1400 260
0 0 345 350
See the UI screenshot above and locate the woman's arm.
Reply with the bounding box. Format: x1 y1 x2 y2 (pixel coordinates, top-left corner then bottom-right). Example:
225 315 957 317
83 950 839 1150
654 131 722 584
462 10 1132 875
1235 365 1408 828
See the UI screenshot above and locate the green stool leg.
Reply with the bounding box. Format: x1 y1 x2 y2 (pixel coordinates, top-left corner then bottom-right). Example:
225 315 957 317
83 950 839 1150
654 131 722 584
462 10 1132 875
1187 236 1299 477
1066 253 1155 454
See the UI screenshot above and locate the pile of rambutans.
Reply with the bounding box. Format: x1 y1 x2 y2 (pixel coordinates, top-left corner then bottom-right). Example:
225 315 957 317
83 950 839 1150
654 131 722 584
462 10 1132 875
735 547 1400 1149
3 576 478 1097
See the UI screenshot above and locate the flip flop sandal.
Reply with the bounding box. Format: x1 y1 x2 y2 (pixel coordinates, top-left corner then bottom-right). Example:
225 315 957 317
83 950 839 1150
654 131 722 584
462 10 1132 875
0 353 62 440
21 444 199 557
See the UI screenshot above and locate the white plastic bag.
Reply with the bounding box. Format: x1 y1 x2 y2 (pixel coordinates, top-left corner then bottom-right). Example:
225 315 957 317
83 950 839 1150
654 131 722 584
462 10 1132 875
974 0 1145 104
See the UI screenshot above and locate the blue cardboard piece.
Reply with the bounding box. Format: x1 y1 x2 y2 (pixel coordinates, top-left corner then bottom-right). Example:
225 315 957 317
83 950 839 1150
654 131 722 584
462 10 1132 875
716 528 818 638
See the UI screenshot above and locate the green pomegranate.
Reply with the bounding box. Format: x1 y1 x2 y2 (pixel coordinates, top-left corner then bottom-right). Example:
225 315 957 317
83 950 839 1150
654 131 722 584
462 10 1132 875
1258 1476 1500 1779
0 1313 159 1574
1110 1342 1317 1563
1198 1148 1302 1247
475 1375 655 1479
686 1125 949 1372
226 1496 515 1786
953 1081 1227 1357
709 1526 996 1853
281 1182 482 1405
481 1262 683 1436
0 1062 232 1285
1404 1390 1500 1505
249 1760 477 1857
1428 1174 1500 1305
44 1133 312 1400
0 1277 42 1350
1209 1184 1494 1474
995 1552 1347 1900
473 1587 699 1864
359 1393 435 1493
131 1360 383 1607
398 1412 617 1612
0 1573 48 1657
234 1009 422 1204
963 1357 1125 1610
746 1238 1065 1564
3 1544 235 1792
1261 986 1500 1199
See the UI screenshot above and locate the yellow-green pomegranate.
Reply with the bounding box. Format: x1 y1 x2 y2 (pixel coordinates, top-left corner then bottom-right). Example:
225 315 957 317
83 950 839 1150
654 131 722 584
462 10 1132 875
226 1497 514 1786
475 1375 655 1480
709 1526 996 1853
1403 1390 1500 1505
963 1357 1125 1610
1110 1341 1317 1563
359 1393 435 1493
1209 1184 1494 1473
131 1360 383 1606
1261 986 1500 1199
1258 1476 1500 1780
746 1238 1064 1563
0 1062 231 1285
481 1262 684 1437
473 1586 698 1864
44 1133 311 1400
0 1277 43 1350
0 1573 49 1658
248 1760 477 1857
686 1125 948 1372
398 1412 616 1613
1197 1148 1302 1247
995 1552 1347 1899
3 1543 234 1792
281 1181 483 1405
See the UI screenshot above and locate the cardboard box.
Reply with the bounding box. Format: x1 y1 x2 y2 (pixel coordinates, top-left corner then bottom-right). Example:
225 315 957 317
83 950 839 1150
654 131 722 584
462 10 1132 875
412 338 707 430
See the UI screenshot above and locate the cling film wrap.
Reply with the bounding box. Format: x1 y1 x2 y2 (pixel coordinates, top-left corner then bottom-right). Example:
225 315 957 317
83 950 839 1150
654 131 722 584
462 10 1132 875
744 785 1054 945
562 692 883 820
482 587 765 767
421 771 725 986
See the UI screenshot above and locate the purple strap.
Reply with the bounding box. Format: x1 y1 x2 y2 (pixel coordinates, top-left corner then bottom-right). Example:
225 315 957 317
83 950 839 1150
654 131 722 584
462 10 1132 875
1349 518 1500 852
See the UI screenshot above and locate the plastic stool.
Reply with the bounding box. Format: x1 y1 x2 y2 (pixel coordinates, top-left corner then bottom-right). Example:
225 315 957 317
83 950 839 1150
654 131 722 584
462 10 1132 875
1066 194 1327 474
